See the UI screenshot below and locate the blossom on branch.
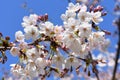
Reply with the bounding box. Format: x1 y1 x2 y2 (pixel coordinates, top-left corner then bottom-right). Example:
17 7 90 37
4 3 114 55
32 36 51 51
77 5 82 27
5 2 111 80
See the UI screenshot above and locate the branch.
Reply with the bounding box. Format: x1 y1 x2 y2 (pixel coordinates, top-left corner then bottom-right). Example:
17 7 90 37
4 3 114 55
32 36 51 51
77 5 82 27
112 17 120 80
78 52 100 80
95 71 99 80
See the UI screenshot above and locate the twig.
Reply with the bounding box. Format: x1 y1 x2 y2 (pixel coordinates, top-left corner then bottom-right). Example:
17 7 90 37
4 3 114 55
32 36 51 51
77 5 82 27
89 52 100 80
95 68 100 80
95 72 100 80
78 52 100 80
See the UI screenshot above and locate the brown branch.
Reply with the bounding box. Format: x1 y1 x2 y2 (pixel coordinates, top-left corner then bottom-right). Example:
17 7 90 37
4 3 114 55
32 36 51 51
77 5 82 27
93 66 99 80
78 52 100 80
95 73 99 80
112 17 120 80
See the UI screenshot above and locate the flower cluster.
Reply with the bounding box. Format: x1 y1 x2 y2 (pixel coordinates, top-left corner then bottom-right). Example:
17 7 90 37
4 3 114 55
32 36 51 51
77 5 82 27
61 3 106 58
9 2 110 80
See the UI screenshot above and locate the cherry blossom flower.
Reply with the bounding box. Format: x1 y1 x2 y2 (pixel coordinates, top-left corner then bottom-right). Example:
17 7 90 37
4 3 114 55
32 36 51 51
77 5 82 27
63 18 79 31
54 25 63 34
78 11 91 23
91 11 103 24
95 54 107 67
18 42 28 49
39 21 54 36
64 56 80 69
61 11 76 22
10 64 23 78
23 62 38 79
10 47 20 57
35 57 47 68
78 23 92 38
21 14 38 28
26 48 38 61
15 31 25 42
62 31 82 54
53 25 64 41
88 32 105 49
52 54 65 69
78 4 92 23
99 39 110 52
24 25 39 40
67 3 80 12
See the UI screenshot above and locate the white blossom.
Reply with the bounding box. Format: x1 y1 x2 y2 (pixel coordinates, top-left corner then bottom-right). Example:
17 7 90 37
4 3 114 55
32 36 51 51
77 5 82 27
64 57 79 69
23 62 38 79
91 11 103 24
67 3 80 12
26 48 38 61
62 31 82 54
53 25 63 41
24 25 39 40
88 32 105 49
78 23 92 38
64 18 79 31
97 54 107 67
35 57 47 68
52 54 65 69
80 4 87 12
78 11 91 23
39 21 54 36
10 64 23 77
61 11 76 22
18 42 28 49
99 39 110 52
21 14 38 28
10 47 20 56
15 31 25 42
108 58 115 67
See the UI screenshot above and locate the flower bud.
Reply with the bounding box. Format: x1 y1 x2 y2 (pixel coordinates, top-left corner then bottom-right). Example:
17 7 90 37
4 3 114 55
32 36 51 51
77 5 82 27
5 36 10 40
102 12 107 16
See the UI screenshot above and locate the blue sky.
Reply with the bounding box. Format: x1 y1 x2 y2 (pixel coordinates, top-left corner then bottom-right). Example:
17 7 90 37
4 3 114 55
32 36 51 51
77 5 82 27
0 0 118 79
